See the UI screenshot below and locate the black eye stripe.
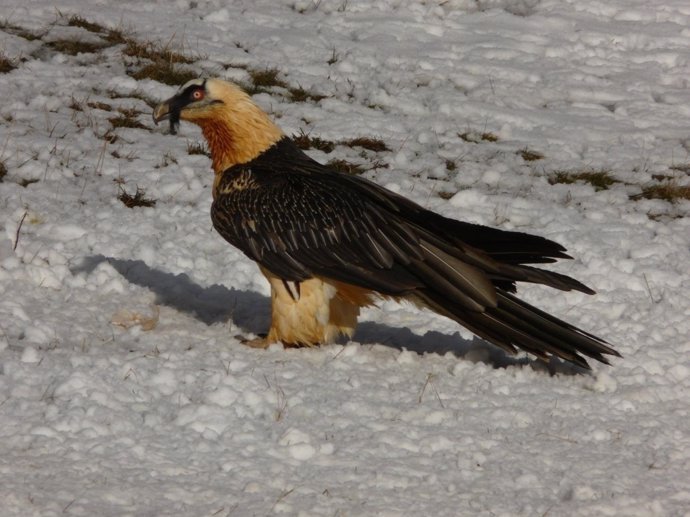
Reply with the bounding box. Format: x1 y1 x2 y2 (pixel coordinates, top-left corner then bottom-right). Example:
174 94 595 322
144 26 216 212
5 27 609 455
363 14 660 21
180 85 204 98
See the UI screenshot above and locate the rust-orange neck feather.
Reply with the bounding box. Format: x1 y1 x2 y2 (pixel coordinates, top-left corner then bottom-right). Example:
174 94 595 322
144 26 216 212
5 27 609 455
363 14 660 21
198 113 283 174
182 81 284 177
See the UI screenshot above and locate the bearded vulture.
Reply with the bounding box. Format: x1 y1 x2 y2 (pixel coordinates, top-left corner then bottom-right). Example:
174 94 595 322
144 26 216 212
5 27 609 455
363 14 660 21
152 78 619 369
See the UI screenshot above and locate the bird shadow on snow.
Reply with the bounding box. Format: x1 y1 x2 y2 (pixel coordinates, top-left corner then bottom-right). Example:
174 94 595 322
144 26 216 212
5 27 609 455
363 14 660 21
72 255 270 334
73 255 586 375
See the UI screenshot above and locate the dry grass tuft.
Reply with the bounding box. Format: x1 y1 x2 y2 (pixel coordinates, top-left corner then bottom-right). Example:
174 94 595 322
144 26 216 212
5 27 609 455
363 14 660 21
287 85 328 103
292 130 336 153
0 53 17 74
549 170 617 192
129 62 196 86
632 182 690 203
0 22 42 41
670 164 690 174
46 39 107 55
108 108 146 130
459 131 498 143
87 101 113 111
122 39 194 64
100 129 118 144
247 67 287 90
343 137 389 152
293 131 390 155
19 178 40 188
518 148 544 161
68 95 86 111
103 28 128 45
243 68 327 103
327 159 366 175
118 186 156 208
65 15 129 45
66 15 105 33
122 35 199 86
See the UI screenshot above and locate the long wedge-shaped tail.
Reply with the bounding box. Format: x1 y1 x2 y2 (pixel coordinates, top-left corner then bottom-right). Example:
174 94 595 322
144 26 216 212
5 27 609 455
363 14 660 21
417 289 618 369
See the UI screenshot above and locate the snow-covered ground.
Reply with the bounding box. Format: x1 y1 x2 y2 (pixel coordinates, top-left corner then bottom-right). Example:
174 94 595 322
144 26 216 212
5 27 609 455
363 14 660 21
1 1 689 515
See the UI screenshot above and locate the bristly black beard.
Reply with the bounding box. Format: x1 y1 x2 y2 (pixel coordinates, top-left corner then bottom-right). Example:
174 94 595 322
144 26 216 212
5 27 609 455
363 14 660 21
169 110 180 135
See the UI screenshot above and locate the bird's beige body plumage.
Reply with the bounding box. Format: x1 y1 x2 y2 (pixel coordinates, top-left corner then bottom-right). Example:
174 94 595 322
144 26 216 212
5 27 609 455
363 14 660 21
262 267 377 346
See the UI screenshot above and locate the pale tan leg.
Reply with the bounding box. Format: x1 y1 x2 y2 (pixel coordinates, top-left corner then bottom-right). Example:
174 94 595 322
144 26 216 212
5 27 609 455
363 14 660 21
258 268 374 347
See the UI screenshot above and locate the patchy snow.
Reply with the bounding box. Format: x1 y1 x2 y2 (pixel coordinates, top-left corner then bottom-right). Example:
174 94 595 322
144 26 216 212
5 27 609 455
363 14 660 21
1 0 689 515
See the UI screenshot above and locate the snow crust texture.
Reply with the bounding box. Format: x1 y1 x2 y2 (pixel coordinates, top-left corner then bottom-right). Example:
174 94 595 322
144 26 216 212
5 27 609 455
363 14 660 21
0 1 689 515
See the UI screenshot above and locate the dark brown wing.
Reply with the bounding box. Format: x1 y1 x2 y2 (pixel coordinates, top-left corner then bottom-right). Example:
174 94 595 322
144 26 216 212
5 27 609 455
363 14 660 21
211 158 501 311
211 138 619 367
212 168 418 292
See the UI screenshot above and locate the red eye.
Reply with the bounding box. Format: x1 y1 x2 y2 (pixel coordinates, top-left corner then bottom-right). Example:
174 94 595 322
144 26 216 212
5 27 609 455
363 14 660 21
192 89 204 100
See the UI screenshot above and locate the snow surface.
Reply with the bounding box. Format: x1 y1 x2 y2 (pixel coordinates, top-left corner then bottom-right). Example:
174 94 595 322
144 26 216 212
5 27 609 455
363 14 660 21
1 0 689 515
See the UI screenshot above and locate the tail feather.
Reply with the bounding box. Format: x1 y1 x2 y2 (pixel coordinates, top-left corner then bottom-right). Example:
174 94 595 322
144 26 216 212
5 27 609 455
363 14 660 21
403 225 617 368
415 290 619 369
494 264 596 295
497 292 619 359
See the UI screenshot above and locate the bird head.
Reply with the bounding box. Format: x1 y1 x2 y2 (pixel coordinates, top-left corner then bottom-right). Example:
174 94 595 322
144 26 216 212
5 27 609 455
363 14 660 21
152 78 217 134
153 78 283 172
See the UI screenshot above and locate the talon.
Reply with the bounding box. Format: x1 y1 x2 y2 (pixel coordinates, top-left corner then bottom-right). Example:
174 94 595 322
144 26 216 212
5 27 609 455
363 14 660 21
235 334 271 349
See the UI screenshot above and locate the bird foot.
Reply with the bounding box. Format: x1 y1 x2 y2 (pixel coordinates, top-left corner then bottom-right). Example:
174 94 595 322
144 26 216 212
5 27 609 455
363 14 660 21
235 334 271 349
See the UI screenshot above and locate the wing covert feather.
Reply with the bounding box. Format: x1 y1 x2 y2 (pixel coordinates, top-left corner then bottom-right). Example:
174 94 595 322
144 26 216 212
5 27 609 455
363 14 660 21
211 170 425 295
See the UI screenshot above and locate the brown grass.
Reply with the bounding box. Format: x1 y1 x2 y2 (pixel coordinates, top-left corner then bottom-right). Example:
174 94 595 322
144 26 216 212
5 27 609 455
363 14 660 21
343 137 389 152
519 148 544 161
459 131 498 143
549 170 617 191
118 186 156 208
241 68 327 103
287 85 327 103
632 182 690 203
327 159 366 175
292 130 336 153
293 131 391 156
122 34 199 86
19 178 40 187
65 15 131 46
0 53 17 74
0 22 41 41
670 164 690 174
129 62 196 86
66 15 105 33
109 111 146 130
122 39 195 64
47 39 108 55
87 101 113 111
133 66 174 86
247 67 287 90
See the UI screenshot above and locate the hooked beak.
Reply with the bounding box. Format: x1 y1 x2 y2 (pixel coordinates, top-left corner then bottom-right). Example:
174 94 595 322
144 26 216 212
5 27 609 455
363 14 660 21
152 99 172 124
152 96 181 134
